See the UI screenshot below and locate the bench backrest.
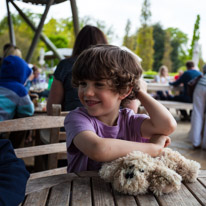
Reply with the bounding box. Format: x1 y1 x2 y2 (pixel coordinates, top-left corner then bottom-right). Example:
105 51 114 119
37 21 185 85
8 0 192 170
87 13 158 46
0 106 68 179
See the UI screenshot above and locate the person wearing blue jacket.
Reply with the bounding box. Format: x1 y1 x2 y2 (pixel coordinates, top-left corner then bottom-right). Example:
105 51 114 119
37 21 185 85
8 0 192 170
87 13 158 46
0 55 34 121
169 60 202 121
0 139 30 205
0 55 34 148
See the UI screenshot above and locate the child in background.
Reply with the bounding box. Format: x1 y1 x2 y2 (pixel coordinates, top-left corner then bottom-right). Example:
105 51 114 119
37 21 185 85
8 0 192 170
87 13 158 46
64 45 177 172
154 65 172 100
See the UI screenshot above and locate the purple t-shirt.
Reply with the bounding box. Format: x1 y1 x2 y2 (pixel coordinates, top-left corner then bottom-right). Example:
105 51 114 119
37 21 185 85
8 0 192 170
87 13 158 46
64 107 149 172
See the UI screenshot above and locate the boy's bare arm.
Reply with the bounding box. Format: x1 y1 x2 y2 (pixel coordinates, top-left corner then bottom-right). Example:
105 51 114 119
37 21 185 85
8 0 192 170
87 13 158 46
73 131 168 162
137 82 177 138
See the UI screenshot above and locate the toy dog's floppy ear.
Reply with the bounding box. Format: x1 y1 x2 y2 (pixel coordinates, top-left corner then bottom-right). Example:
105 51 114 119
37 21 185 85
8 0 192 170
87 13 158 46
99 157 124 182
149 166 182 196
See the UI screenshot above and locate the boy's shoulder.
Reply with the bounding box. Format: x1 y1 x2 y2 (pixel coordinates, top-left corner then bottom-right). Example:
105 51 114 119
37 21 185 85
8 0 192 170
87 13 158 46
65 107 92 122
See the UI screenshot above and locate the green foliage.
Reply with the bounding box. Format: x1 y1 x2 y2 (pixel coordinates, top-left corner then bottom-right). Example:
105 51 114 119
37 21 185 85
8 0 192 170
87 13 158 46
123 19 131 47
0 12 39 63
122 20 138 52
166 28 189 72
162 30 172 71
136 0 154 71
140 0 152 26
152 23 165 71
144 70 157 75
136 26 154 71
48 35 69 49
189 14 200 58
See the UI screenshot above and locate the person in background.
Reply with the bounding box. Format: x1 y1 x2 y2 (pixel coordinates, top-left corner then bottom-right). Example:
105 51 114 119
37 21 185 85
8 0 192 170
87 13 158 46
169 60 202 121
3 44 22 58
154 65 172 100
64 45 176 172
0 139 29 205
0 43 17 67
189 64 206 149
0 56 34 147
174 70 184 81
47 25 108 115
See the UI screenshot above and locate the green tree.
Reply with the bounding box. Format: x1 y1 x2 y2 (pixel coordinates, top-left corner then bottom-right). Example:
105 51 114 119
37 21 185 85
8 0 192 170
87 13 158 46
152 23 165 71
136 0 154 70
136 26 154 70
0 11 40 64
189 14 200 58
167 28 188 72
123 19 132 48
122 19 138 51
162 30 172 71
140 0 151 26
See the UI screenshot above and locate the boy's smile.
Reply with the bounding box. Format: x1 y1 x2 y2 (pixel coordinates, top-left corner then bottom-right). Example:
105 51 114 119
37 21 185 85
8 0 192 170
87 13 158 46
85 100 101 107
78 79 123 126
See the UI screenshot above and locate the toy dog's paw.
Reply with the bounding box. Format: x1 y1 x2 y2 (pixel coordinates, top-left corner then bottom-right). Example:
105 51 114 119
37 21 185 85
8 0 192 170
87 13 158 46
149 167 182 196
180 160 201 183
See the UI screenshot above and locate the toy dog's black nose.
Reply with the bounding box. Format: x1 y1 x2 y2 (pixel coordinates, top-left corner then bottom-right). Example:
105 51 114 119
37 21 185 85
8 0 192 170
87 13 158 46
125 172 134 179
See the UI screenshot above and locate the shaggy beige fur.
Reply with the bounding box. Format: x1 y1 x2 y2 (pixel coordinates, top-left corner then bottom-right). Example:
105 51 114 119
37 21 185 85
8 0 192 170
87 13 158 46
99 148 200 196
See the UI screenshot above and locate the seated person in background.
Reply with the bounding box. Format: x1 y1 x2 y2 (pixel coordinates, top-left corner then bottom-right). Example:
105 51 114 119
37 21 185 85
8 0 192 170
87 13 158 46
189 64 206 149
24 65 40 92
64 45 176 172
25 65 49 98
174 70 183 81
3 44 22 58
0 56 34 147
169 60 202 121
0 43 22 68
0 139 29 205
154 65 172 100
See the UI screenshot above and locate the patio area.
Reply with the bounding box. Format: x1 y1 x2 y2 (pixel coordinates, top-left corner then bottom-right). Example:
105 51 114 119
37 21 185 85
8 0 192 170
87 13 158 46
169 109 206 169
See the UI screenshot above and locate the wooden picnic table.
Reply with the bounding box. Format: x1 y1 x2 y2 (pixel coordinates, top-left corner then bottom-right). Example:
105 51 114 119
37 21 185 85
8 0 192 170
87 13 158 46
23 170 206 206
147 83 182 92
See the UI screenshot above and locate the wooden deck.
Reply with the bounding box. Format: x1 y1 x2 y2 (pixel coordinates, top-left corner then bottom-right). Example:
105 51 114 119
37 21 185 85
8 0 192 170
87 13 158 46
22 170 206 206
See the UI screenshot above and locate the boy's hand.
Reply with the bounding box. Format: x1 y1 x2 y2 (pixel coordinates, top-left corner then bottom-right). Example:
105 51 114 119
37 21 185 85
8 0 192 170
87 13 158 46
149 135 171 148
138 78 147 93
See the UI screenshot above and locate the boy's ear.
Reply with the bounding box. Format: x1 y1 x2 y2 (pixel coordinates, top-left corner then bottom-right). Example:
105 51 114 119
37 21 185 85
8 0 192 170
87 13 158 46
119 87 133 100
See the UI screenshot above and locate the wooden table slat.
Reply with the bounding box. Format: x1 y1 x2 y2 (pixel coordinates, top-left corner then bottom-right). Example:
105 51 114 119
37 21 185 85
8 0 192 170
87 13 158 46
72 177 92 206
136 193 159 206
184 180 206 205
156 183 201 206
26 173 77 195
47 182 71 206
92 177 115 206
198 177 206 187
198 170 206 177
23 188 49 206
113 190 137 206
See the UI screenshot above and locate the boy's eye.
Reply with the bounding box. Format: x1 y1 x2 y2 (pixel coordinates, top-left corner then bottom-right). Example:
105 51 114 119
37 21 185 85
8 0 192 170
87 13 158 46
79 81 87 87
95 82 105 87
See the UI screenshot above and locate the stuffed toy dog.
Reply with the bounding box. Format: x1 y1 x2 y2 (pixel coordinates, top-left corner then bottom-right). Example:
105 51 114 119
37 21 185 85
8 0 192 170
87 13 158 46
99 148 200 196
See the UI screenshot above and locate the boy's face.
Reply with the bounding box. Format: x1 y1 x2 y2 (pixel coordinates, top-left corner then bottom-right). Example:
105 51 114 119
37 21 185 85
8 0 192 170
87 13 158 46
78 79 124 125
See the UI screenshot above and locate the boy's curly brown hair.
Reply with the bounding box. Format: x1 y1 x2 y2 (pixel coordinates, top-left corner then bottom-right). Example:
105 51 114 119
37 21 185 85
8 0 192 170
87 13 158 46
72 45 143 103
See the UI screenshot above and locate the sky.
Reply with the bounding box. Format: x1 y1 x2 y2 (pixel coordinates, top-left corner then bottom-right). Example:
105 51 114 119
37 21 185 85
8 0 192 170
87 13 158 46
0 0 206 60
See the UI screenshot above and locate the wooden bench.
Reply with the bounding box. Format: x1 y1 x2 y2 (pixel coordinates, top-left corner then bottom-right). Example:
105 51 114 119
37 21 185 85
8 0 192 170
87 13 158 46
14 143 67 179
0 113 67 178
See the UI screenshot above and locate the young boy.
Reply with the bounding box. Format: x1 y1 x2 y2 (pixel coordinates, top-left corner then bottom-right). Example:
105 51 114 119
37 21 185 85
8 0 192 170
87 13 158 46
64 45 177 172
